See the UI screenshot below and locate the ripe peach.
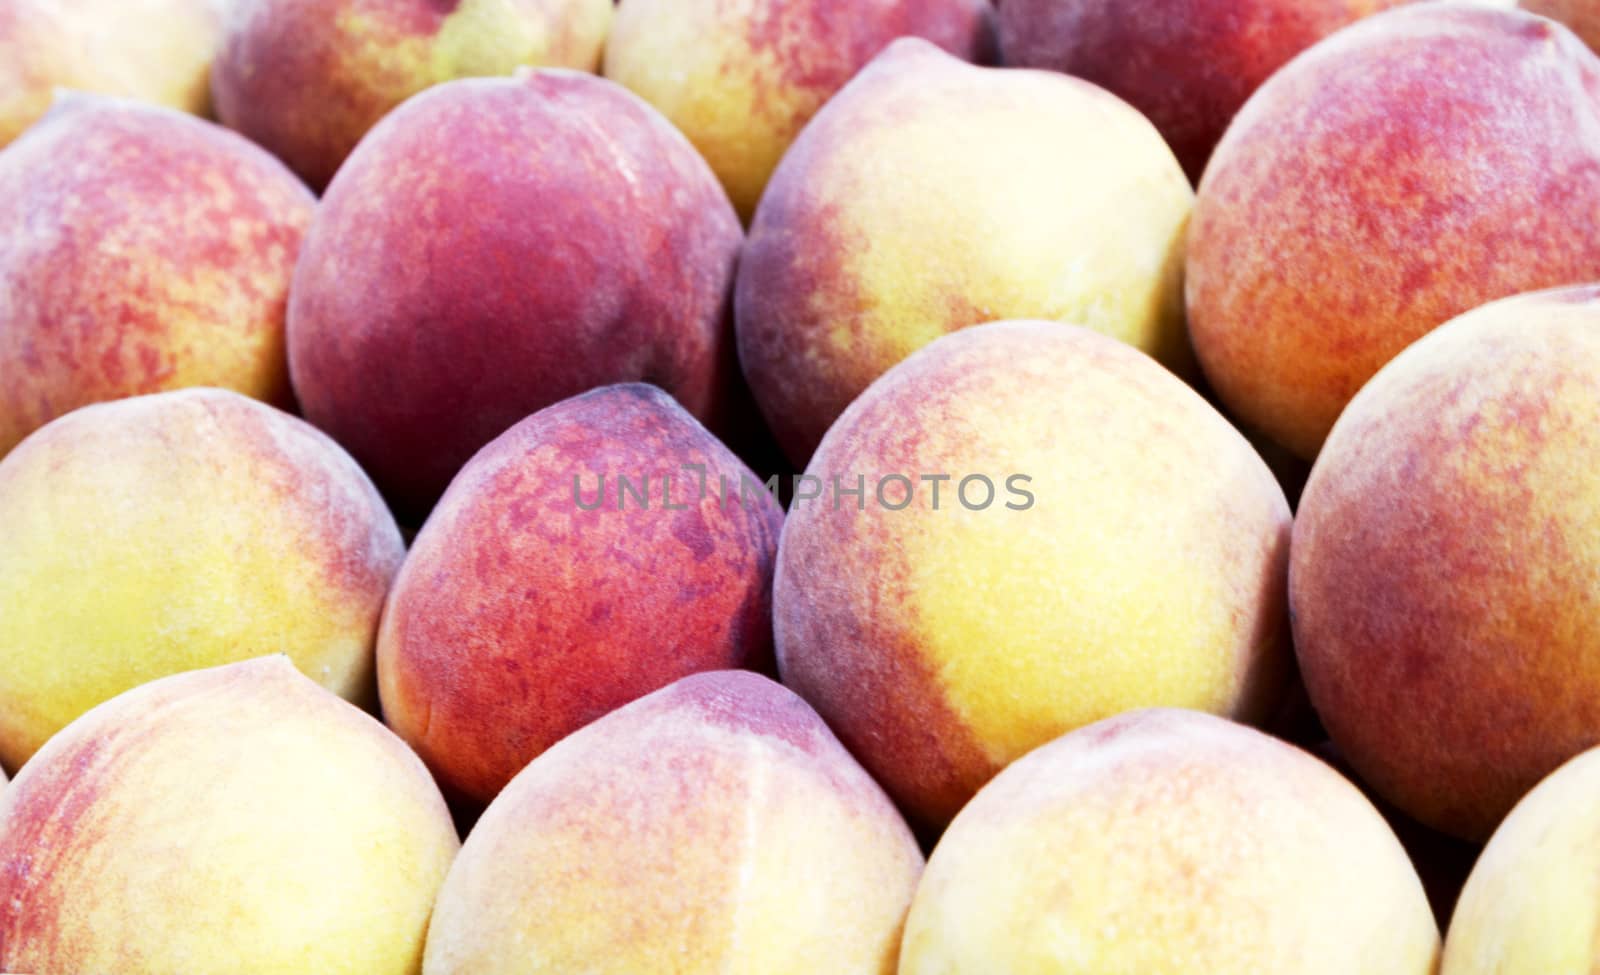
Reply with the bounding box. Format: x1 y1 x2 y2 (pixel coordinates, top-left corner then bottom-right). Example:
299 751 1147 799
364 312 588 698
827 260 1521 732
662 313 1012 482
378 384 783 805
736 38 1193 465
212 0 612 190
603 0 993 220
289 71 744 520
0 94 313 458
1292 283 1600 840
1188 3 1600 458
0 388 403 770
0 657 459 975
900 709 1439 973
422 671 923 974
775 321 1290 827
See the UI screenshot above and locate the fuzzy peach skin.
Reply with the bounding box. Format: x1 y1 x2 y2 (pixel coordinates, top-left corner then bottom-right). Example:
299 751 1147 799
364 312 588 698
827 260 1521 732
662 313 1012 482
998 0 1409 182
289 71 743 521
775 321 1290 828
0 388 404 771
736 38 1193 466
0 94 313 458
604 0 993 221
0 0 219 147
0 657 460 975
422 671 923 974
1442 744 1600 973
213 0 612 191
1188 3 1600 460
900 709 1440 973
1291 283 1600 841
1524 0 1600 49
379 384 783 805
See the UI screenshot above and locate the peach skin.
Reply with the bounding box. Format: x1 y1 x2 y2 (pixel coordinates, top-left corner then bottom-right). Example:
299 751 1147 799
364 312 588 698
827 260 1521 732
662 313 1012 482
288 70 744 520
900 709 1440 974
1188 2 1600 459
0 657 460 975
775 321 1291 828
0 388 404 771
378 383 783 805
422 671 923 974
736 37 1194 466
0 93 313 458
1292 283 1600 841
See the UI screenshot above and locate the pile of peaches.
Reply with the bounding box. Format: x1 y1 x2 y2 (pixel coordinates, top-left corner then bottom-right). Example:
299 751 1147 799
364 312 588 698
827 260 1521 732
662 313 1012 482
1 0 1598 971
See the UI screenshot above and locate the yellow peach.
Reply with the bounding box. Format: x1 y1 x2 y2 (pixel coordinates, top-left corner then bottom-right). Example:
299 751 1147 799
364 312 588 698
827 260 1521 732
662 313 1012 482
737 38 1194 464
775 321 1290 827
423 671 922 974
902 709 1440 973
0 388 404 770
0 656 459 975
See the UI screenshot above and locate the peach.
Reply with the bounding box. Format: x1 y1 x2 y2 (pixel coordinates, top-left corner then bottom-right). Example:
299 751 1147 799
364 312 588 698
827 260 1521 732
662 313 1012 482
422 670 922 974
1292 283 1600 840
998 0 1408 182
736 38 1193 465
212 0 612 191
0 94 314 458
775 321 1290 827
900 709 1439 973
1523 0 1600 49
0 0 220 147
1188 3 1600 459
289 71 744 520
603 0 993 221
0 656 459 975
1443 743 1600 972
378 384 783 805
0 388 403 770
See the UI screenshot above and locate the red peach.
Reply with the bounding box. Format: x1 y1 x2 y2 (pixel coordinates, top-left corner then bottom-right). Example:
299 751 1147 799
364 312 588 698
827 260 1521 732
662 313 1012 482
0 657 459 974
0 94 314 457
288 71 745 521
377 384 783 805
1188 2 1600 459
1292 283 1600 839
